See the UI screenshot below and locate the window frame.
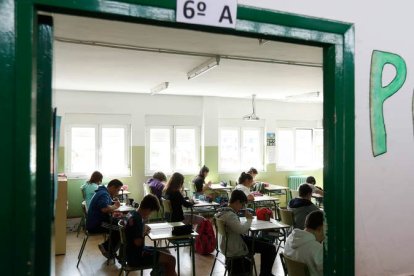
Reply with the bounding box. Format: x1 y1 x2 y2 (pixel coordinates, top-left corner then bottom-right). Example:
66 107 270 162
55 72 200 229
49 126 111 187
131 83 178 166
276 127 323 171
145 125 200 175
218 126 265 173
99 124 131 176
65 123 131 178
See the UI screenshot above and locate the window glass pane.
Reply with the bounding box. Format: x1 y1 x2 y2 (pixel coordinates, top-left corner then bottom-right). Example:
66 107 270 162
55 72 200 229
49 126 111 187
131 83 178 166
149 128 171 172
295 129 313 166
277 129 294 167
241 129 263 171
314 129 324 167
71 127 96 173
175 128 197 172
101 127 127 174
219 128 240 171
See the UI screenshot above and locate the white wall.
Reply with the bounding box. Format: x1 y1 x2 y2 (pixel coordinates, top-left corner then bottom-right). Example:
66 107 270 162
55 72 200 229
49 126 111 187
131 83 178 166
238 1 414 275
55 90 322 147
55 90 203 146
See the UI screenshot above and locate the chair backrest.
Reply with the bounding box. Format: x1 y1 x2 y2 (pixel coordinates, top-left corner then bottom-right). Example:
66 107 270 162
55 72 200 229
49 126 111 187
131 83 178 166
81 188 86 201
213 217 229 255
279 207 295 227
189 181 196 193
161 198 172 221
290 189 299 200
118 220 126 244
280 253 310 276
143 183 151 196
81 200 88 214
117 220 128 265
228 180 237 187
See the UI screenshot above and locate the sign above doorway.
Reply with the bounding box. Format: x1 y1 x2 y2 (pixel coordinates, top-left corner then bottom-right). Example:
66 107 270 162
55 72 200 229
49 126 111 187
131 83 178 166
176 0 237 29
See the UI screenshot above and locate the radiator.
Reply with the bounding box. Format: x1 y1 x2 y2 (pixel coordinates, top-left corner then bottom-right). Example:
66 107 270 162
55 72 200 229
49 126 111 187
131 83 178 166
287 176 308 190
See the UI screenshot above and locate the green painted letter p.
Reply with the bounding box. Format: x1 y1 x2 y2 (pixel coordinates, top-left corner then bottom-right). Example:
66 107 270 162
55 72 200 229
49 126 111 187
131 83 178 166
370 50 407 157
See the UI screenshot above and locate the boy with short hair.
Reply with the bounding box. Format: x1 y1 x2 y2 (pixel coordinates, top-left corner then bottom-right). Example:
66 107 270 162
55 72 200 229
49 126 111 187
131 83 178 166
284 210 324 276
215 190 276 276
125 194 177 276
288 183 320 229
87 178 123 258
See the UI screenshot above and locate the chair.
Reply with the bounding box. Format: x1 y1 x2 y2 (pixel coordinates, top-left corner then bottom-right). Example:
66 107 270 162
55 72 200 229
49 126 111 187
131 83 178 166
189 181 196 194
289 190 299 201
76 229 107 267
76 201 87 237
210 218 256 276
161 198 172 221
279 253 310 276
275 207 295 251
228 180 237 188
162 198 198 275
278 207 295 232
77 218 123 267
118 220 154 276
143 183 151 196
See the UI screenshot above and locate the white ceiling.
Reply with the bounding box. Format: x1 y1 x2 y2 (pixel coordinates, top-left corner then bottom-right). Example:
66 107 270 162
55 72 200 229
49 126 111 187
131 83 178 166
53 14 323 101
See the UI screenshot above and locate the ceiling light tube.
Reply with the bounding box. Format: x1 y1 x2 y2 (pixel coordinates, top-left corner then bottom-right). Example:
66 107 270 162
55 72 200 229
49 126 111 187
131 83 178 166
187 56 220 80
150 82 169 95
286 91 320 99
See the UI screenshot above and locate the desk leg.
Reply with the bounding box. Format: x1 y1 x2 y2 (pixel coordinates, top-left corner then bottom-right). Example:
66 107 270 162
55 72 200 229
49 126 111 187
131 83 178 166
177 243 180 276
153 240 157 271
191 238 196 276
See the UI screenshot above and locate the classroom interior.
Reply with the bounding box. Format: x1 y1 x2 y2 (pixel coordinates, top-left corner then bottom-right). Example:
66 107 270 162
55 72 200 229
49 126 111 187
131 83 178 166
53 13 324 276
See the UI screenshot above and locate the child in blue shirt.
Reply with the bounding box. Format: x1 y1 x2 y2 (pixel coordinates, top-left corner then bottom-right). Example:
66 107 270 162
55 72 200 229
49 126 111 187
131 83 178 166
80 171 102 209
87 179 123 258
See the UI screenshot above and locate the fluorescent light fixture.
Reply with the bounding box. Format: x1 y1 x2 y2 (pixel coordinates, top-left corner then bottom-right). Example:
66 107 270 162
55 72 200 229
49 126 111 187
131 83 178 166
285 91 322 103
243 94 260 121
187 56 220 80
286 91 320 99
150 82 169 95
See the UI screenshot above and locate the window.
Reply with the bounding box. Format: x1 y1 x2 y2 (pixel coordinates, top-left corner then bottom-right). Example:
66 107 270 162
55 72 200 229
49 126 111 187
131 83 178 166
219 127 264 172
145 126 200 174
66 124 131 177
276 128 323 170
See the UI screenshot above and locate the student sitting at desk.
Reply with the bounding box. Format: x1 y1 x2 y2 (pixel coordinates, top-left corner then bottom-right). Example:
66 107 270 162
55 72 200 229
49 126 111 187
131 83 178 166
192 165 212 193
247 167 258 179
80 171 102 209
125 194 177 276
215 190 277 276
193 165 221 200
235 172 255 201
306 176 324 196
288 184 320 229
164 172 194 223
284 210 324 276
87 179 123 258
147 171 167 201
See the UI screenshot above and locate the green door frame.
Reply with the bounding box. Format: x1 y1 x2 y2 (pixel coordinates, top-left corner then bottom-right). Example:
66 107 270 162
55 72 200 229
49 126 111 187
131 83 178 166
2 0 354 275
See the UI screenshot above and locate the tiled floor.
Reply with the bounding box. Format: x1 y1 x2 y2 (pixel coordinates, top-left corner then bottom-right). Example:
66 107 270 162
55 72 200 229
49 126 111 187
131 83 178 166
55 231 285 276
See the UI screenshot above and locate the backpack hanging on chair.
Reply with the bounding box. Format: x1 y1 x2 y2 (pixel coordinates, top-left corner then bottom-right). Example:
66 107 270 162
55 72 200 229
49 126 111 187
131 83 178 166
195 219 216 254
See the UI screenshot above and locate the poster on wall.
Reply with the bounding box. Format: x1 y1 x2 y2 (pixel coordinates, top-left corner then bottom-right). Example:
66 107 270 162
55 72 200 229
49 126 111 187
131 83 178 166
267 132 275 146
266 132 276 163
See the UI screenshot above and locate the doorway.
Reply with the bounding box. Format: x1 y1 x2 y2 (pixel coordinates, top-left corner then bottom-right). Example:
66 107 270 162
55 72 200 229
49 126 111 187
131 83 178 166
8 1 354 275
